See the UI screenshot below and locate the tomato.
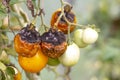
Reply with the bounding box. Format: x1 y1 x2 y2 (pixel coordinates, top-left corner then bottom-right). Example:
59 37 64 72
18 49 48 73
14 24 41 57
73 29 88 48
82 28 98 44
41 28 67 58
47 58 60 66
14 34 40 57
59 43 80 66
50 6 76 34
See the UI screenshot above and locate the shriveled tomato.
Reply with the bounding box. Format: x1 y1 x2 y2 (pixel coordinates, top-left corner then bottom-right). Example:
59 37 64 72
14 23 41 57
50 4 76 34
59 43 80 66
18 49 48 73
41 28 67 58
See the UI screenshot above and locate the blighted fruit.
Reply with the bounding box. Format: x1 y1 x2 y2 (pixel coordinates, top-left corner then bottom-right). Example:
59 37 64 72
51 4 76 34
41 28 67 58
14 23 41 57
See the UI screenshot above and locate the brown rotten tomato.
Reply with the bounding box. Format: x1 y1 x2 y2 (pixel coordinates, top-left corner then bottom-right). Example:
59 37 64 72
41 28 67 58
50 4 76 34
14 23 41 57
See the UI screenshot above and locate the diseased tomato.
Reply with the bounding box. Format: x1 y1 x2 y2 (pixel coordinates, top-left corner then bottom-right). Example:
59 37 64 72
14 23 41 57
50 4 76 34
73 29 88 48
59 43 80 66
41 28 67 58
82 28 98 44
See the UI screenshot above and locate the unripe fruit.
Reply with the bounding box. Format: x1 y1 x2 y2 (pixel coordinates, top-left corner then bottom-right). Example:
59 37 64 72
59 43 80 66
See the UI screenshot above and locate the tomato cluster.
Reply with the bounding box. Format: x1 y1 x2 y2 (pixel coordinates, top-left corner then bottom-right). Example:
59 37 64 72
14 4 99 73
73 28 98 48
14 24 48 73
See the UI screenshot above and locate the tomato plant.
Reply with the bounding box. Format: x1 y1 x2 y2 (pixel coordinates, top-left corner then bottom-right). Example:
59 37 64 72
0 0 99 80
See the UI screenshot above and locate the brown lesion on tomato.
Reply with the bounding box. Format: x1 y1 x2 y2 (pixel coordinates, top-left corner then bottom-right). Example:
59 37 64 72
41 28 67 58
14 23 41 57
51 4 76 34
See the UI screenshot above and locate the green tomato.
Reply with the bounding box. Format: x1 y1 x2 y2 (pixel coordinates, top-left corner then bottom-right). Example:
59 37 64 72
47 58 60 66
73 29 88 48
59 43 80 67
82 28 98 44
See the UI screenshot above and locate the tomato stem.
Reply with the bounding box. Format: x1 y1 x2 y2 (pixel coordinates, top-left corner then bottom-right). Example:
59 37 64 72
67 24 72 45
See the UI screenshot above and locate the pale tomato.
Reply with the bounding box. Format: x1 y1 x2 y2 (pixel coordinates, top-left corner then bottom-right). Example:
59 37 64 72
82 28 98 44
73 29 88 48
59 43 80 66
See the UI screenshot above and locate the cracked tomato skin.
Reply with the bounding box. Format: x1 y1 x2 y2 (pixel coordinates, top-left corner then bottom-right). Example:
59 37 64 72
14 24 41 57
50 9 76 34
41 28 67 58
41 41 67 58
18 49 48 73
14 34 40 57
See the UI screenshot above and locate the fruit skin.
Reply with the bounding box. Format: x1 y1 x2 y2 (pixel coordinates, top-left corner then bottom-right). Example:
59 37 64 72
14 34 40 57
82 28 98 44
73 29 88 48
59 43 80 66
47 58 60 66
18 49 48 73
50 9 76 34
41 42 67 58
41 28 67 58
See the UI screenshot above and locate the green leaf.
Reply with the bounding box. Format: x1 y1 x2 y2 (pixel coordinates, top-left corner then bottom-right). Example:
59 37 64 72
6 66 15 75
0 9 7 19
0 50 10 64
0 70 6 80
10 0 26 5
0 61 6 71
0 34 8 40
5 66 15 80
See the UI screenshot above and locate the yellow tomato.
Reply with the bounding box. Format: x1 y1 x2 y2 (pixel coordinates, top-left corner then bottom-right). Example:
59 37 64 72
18 49 48 73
